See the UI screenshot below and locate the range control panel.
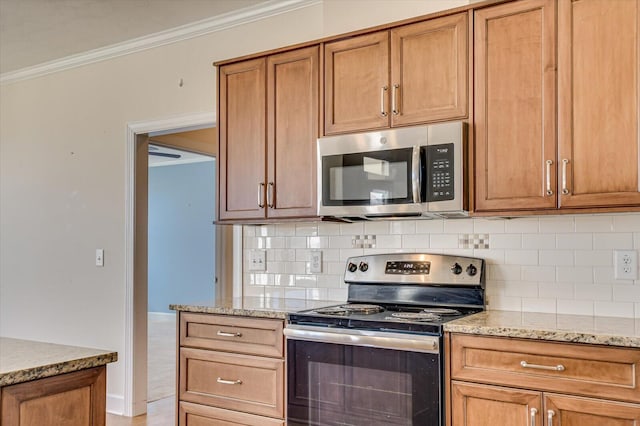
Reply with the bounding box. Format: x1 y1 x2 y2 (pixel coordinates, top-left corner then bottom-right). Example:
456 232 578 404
424 143 455 202
385 261 431 275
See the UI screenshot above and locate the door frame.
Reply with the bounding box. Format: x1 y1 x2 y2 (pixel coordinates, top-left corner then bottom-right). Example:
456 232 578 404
124 112 242 416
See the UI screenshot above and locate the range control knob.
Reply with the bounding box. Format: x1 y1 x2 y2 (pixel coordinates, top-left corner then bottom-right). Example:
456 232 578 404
466 264 478 276
451 263 463 275
347 262 358 273
359 262 369 272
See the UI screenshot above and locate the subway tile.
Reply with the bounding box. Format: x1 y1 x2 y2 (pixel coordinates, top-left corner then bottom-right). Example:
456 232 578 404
503 281 538 298
328 261 346 275
321 250 341 262
593 266 617 284
442 248 474 257
594 301 635 318
490 234 522 249
575 215 614 233
484 281 505 297
593 233 634 250
430 234 459 248
574 284 612 301
295 249 310 262
286 236 307 249
267 261 285 274
402 234 430 249
556 233 592 249
295 275 318 288
613 284 640 302
328 236 353 249
265 237 286 249
522 298 556 313
326 288 348 301
340 222 364 235
538 282 574 299
306 288 329 300
574 250 612 266
556 266 593 283
505 250 539 265
390 220 416 235
487 264 522 281
318 222 341 236
443 219 474 234
296 223 318 236
473 219 505 234
274 274 294 286
557 299 594 316
258 224 277 237
539 216 575 233
613 213 640 232
243 284 265 297
275 224 296 236
415 219 444 234
285 288 307 299
307 236 329 249
248 273 272 286
521 266 555 282
539 250 573 266
263 286 285 298
475 249 505 264
636 303 640 318
375 235 402 248
504 218 539 233
635 232 640 249
487 295 522 311
364 248 413 255
522 234 555 249
317 274 343 288
340 249 365 259
364 221 390 235
285 262 306 274
243 225 255 237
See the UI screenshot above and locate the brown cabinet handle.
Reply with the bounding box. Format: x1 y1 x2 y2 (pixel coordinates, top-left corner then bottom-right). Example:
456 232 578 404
217 330 242 337
216 377 242 385
380 86 388 117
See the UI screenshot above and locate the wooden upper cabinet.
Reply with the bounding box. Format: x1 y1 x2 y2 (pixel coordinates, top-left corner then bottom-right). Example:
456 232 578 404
474 0 557 212
324 13 469 135
390 12 468 127
267 46 319 218
324 32 390 134
218 58 267 220
558 0 640 208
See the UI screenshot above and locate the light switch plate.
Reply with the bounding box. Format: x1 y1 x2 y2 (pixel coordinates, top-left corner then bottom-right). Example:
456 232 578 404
248 249 266 271
95 249 104 267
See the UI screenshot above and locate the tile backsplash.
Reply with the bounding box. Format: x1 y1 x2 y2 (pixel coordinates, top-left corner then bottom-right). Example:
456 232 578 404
243 213 640 318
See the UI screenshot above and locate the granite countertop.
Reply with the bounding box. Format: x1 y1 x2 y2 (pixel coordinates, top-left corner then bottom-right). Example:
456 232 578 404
444 310 640 348
0 337 118 386
170 297 342 319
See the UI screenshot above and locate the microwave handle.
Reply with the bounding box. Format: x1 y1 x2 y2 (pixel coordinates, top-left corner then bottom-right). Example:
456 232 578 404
412 146 421 203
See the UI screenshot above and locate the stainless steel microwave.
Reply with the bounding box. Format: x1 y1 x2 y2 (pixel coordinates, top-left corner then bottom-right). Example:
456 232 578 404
317 121 468 220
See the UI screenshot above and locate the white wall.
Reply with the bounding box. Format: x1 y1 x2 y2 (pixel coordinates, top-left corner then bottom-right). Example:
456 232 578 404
243 214 640 318
0 0 468 414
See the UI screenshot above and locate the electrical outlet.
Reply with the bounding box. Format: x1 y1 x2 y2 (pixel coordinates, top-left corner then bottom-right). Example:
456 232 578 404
310 250 322 273
248 249 266 271
614 250 638 280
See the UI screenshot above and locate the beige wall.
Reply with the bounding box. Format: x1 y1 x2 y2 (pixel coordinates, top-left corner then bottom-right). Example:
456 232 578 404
0 0 467 413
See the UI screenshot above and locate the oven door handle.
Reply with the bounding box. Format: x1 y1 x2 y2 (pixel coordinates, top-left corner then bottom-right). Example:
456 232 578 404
412 146 421 203
283 324 439 354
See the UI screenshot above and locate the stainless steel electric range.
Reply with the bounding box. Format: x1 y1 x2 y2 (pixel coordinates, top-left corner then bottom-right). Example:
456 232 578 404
284 253 485 426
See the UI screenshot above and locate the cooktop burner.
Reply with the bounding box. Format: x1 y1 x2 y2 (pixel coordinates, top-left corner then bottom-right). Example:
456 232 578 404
313 304 384 315
421 307 461 316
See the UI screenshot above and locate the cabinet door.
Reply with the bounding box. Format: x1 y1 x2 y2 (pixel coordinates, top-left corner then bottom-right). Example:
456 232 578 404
544 393 640 426
218 58 266 220
451 381 542 426
390 12 468 126
324 32 389 134
267 46 319 218
558 0 640 208
474 0 557 212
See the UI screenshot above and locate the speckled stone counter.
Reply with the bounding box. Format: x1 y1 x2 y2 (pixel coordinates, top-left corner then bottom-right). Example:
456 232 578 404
170 297 342 319
0 337 117 386
444 310 640 348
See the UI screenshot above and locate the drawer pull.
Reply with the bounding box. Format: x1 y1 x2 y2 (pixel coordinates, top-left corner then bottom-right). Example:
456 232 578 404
217 330 242 337
530 408 537 426
520 360 565 371
548 410 555 426
216 377 242 385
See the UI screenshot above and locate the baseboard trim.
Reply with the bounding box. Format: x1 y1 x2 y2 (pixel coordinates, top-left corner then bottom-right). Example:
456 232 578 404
107 393 125 415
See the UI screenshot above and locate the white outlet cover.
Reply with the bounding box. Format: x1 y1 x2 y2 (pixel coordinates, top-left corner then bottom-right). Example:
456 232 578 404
614 250 638 280
310 250 322 273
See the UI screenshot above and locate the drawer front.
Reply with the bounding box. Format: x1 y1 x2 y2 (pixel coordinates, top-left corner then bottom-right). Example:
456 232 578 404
180 313 284 357
179 348 284 418
450 334 640 403
179 401 285 426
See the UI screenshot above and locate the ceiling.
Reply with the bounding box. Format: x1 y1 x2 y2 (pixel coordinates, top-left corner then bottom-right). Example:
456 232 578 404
0 0 267 74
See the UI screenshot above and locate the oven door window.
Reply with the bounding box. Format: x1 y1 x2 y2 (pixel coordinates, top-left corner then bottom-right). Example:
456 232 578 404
322 148 414 206
287 339 440 426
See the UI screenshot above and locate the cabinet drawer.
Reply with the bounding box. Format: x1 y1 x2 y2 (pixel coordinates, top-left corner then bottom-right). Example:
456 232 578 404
180 313 284 357
179 401 285 426
179 348 284 418
450 334 640 403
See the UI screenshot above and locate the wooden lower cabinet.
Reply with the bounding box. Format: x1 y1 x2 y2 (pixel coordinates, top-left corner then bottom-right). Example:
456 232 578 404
177 313 285 426
449 334 640 425
0 366 106 426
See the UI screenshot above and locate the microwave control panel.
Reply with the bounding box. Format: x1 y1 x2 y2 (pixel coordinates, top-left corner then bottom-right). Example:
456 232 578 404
424 143 454 201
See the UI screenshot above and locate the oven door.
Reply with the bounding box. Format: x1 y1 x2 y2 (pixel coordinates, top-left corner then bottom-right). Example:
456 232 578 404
284 325 442 426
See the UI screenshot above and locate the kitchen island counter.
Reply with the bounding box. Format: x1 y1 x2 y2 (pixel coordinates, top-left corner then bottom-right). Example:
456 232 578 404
0 337 117 386
444 310 640 348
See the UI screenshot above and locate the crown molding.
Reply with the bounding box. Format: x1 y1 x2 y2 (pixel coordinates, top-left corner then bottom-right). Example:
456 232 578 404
0 0 321 86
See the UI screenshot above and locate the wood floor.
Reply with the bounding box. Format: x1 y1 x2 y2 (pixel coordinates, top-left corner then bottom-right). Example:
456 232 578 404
107 313 176 425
